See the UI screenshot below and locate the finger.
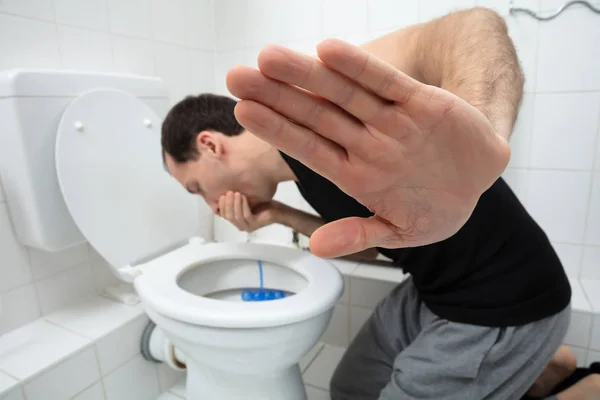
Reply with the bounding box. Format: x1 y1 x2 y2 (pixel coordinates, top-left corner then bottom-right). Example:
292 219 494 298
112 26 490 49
255 44 390 129
223 191 234 222
233 192 247 230
309 216 401 258
316 38 421 104
226 65 369 151
241 195 252 223
234 100 346 183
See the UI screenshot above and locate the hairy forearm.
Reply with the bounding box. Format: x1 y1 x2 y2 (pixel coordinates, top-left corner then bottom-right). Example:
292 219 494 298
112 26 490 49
416 7 525 140
273 204 379 261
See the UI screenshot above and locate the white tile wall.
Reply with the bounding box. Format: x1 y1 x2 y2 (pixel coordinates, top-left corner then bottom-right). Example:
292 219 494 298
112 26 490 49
0 0 215 337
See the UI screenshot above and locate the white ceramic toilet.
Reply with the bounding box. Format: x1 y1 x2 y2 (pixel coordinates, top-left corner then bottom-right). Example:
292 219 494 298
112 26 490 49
0 69 344 400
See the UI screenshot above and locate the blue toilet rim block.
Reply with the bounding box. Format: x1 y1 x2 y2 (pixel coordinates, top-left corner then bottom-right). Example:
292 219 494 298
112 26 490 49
241 260 287 302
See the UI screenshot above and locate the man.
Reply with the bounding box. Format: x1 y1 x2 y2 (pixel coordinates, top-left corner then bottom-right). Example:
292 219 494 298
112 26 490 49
161 6 595 400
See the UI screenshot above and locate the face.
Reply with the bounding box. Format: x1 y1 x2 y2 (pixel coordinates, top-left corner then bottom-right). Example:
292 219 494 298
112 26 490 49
164 131 277 215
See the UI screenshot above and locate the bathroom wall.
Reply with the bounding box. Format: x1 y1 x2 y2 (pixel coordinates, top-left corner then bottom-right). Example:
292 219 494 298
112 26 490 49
212 0 600 278
0 0 216 335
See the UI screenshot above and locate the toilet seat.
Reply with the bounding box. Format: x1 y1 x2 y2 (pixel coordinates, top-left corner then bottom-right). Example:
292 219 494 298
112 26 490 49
55 89 343 329
55 89 201 270
134 239 343 328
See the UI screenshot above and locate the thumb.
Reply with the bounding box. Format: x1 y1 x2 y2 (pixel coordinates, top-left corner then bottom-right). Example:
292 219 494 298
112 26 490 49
309 216 399 258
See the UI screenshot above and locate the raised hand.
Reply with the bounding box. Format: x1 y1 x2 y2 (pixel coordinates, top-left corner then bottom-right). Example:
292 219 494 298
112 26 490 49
226 39 510 258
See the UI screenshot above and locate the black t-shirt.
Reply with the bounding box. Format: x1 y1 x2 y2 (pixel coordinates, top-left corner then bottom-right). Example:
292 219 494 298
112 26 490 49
280 151 571 327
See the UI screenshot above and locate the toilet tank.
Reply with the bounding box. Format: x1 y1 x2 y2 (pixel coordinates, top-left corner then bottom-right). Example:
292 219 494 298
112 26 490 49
0 69 171 252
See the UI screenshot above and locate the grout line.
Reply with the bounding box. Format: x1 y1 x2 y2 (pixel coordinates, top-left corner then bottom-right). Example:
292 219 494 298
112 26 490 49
301 343 326 374
305 382 329 392
43 318 95 340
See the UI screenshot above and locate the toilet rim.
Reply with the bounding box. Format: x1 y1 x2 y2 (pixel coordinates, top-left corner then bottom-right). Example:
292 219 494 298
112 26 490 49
133 240 344 329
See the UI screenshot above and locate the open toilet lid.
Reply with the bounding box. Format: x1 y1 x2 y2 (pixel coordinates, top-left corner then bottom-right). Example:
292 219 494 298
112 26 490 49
55 89 201 269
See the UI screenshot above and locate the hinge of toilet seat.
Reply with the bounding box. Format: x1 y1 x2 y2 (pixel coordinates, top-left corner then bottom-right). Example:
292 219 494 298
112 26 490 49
116 236 208 283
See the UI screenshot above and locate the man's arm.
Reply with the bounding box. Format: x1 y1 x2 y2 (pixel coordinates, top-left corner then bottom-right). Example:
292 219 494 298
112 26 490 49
360 7 524 140
273 203 380 261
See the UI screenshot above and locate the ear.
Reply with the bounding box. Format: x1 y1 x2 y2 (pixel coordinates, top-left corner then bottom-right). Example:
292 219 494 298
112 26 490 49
196 131 224 157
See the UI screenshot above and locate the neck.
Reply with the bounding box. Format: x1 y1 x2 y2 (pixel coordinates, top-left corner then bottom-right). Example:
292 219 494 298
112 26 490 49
235 132 298 184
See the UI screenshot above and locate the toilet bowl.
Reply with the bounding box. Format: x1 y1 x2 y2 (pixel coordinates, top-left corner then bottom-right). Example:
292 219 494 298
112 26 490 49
133 239 342 399
46 84 344 398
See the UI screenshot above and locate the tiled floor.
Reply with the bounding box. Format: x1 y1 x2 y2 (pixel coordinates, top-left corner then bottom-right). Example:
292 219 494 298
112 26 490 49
157 342 346 400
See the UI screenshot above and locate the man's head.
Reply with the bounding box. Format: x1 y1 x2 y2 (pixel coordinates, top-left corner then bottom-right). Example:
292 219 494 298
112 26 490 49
161 93 282 214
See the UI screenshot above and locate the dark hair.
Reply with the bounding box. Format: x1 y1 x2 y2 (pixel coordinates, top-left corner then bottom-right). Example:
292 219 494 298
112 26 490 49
161 93 244 163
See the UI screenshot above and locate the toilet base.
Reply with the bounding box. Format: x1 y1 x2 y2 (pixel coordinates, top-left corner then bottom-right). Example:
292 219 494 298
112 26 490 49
186 359 307 400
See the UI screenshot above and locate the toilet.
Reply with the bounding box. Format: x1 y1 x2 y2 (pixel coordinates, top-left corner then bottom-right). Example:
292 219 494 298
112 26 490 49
0 69 344 400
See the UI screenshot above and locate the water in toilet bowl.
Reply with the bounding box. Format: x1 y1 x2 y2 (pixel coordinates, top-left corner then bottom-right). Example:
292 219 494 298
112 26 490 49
241 260 287 302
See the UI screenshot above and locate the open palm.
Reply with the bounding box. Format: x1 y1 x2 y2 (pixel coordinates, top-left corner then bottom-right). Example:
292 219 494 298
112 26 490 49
226 39 510 258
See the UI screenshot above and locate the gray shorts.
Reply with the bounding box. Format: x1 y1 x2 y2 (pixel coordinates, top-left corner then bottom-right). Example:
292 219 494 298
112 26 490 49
330 277 571 400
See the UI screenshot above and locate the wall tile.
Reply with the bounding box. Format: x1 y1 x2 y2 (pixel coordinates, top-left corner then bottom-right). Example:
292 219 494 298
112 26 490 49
476 0 512 15
324 0 368 36
509 94 534 168
563 310 592 348
570 278 592 312
107 0 151 39
506 15 539 93
349 276 397 308
150 0 186 46
156 363 185 394
501 169 530 205
0 319 90 380
526 170 591 243
0 372 18 398
570 346 588 367
368 0 419 31
585 173 600 245
419 0 477 22
54 0 110 31
582 280 600 314
28 243 88 280
72 382 105 400
0 14 60 69
0 284 40 336
350 306 373 341
300 343 324 373
0 387 24 400
587 350 600 366
95 314 149 375
0 0 54 21
103 354 160 400
189 51 215 94
536 6 600 92
244 0 283 48
58 26 113 71
280 0 324 43
590 315 600 351
214 0 249 51
154 43 191 105
89 253 122 294
45 296 143 340
23 347 100 400
581 246 600 280
111 36 155 76
531 93 600 170
34 262 96 315
552 243 583 278
321 304 350 347
214 50 250 97
185 0 216 50
305 385 330 400
0 204 32 293
302 345 345 390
